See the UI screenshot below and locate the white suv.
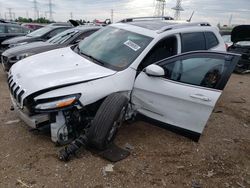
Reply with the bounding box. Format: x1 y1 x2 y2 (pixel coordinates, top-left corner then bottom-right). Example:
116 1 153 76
8 17 240 149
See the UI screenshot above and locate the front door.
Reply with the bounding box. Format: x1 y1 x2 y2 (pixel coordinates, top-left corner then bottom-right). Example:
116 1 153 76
132 51 240 137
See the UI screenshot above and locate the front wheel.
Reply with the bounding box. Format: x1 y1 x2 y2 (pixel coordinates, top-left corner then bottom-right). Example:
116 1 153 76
87 93 128 150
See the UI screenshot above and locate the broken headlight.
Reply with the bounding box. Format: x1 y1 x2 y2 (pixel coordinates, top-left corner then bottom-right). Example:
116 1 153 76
35 94 81 111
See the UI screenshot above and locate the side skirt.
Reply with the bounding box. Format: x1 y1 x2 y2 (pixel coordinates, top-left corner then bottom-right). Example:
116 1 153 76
135 113 201 142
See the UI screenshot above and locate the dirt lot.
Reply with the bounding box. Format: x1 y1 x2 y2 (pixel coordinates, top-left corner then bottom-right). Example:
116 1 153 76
0 68 249 188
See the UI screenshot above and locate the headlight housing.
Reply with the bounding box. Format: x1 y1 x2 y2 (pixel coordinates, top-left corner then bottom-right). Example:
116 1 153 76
34 94 81 111
9 42 28 48
15 53 34 61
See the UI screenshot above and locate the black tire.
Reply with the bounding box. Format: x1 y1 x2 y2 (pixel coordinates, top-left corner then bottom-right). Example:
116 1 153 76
87 93 128 150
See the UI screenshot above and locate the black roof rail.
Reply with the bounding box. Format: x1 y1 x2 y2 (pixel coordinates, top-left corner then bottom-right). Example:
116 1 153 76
119 16 174 23
157 22 211 33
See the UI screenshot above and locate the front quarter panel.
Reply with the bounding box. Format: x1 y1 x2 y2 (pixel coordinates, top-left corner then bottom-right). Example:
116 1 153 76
34 67 136 106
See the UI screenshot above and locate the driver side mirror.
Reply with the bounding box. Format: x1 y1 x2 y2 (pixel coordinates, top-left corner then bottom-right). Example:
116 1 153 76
145 64 165 77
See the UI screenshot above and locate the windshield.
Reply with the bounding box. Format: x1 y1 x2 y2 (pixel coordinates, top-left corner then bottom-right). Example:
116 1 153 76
221 35 232 43
47 29 79 44
77 26 152 70
27 26 52 37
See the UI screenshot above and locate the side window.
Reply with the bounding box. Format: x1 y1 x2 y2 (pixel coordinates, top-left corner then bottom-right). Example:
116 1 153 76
162 56 227 89
47 28 68 39
139 36 177 70
0 25 5 33
205 32 219 49
181 32 206 52
7 25 22 33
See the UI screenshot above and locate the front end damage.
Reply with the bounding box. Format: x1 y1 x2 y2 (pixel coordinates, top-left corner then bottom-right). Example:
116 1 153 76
228 45 250 74
8 73 93 145
228 25 250 74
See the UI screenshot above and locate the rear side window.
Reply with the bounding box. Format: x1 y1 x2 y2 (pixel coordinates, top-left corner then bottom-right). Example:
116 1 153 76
0 25 5 33
181 32 206 52
205 32 219 49
47 28 68 38
7 25 23 33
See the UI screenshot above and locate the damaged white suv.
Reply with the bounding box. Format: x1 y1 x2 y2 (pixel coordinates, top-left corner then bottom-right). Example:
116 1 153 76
8 17 240 149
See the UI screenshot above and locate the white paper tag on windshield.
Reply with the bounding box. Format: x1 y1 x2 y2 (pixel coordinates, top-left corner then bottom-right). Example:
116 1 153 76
124 40 141 51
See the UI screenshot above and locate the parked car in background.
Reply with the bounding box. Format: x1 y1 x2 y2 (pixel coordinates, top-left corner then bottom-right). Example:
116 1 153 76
8 18 230 147
1 26 100 71
228 25 250 74
21 23 44 31
220 30 233 48
1 24 72 53
0 23 30 54
48 22 74 27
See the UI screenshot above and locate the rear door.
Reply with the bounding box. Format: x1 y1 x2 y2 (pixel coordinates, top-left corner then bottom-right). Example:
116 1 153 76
132 51 240 137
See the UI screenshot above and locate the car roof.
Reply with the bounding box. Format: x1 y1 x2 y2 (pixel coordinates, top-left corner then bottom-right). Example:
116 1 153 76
0 22 21 27
55 26 100 34
75 25 101 31
48 22 72 27
126 20 187 31
112 20 213 38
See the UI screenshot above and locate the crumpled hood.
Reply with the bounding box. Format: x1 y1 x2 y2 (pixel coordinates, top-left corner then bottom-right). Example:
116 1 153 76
2 41 59 57
231 25 250 43
10 47 116 98
2 35 38 45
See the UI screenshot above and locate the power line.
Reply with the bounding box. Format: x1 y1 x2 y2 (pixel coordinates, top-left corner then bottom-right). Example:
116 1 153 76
6 8 15 20
111 9 114 23
33 0 39 19
172 0 184 20
48 0 54 21
154 0 166 16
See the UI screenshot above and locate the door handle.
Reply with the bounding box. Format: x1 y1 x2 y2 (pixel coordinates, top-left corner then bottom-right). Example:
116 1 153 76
190 94 211 101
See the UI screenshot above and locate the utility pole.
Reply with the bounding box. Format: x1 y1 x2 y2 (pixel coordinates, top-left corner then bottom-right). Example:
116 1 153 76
111 9 114 23
172 0 184 20
154 0 166 17
70 12 73 19
26 10 29 18
228 14 233 26
7 8 13 20
48 0 54 21
33 0 39 19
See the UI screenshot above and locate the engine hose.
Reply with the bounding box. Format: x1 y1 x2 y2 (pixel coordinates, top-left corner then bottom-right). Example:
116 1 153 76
58 134 89 161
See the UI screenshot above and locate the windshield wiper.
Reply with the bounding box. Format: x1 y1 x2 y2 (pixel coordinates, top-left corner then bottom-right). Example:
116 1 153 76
79 51 107 66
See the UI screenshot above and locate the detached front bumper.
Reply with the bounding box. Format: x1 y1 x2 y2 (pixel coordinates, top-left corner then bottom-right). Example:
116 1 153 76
11 95 49 129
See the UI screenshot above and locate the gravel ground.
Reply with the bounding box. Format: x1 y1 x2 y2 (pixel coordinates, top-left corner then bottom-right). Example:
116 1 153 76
0 68 249 188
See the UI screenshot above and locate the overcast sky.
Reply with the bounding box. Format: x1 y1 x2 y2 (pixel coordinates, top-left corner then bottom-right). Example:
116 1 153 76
0 0 249 25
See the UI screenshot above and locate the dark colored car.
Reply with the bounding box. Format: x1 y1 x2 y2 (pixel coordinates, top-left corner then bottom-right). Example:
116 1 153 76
228 25 250 74
1 26 100 71
0 23 30 54
1 25 72 53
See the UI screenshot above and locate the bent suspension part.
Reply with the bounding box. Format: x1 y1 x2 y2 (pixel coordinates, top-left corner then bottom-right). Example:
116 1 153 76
58 134 89 161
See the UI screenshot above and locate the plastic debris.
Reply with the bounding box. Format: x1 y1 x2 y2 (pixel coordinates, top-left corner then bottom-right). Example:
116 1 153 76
5 119 20 125
102 164 114 176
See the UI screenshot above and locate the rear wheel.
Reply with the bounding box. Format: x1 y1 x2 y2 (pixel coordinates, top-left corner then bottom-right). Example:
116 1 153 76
87 93 128 150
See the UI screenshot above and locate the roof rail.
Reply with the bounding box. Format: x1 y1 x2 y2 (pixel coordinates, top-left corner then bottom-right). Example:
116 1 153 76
157 22 211 33
119 16 174 23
